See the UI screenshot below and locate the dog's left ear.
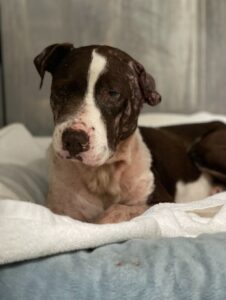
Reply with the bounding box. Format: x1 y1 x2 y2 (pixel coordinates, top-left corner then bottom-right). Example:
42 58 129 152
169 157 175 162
34 43 74 88
132 60 161 106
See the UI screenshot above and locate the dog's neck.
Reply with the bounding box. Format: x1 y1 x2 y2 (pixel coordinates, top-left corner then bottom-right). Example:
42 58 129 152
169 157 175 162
106 129 141 165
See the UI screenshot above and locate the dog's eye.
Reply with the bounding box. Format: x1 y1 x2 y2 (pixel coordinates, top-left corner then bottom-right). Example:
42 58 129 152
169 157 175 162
108 90 120 98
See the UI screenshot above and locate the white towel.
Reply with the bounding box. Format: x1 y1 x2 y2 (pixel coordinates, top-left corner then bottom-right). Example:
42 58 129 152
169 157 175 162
0 193 226 264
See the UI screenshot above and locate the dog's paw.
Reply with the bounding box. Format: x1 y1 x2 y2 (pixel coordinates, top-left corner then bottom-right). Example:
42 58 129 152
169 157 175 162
95 204 148 224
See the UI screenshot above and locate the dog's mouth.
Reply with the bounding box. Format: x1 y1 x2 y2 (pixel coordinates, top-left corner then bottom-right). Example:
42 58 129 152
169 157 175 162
56 147 111 167
57 151 83 161
56 147 84 162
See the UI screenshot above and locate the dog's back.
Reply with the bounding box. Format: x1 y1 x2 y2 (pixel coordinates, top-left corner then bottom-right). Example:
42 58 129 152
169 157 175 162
140 121 226 205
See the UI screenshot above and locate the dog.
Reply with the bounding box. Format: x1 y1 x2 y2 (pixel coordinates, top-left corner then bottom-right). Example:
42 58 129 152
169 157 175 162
34 44 226 223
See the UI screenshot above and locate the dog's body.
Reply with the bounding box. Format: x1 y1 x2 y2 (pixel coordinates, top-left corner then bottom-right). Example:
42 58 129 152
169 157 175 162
34 44 226 223
47 122 226 223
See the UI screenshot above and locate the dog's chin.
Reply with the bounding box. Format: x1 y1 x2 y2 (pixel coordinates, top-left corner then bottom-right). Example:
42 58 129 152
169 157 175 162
56 149 111 167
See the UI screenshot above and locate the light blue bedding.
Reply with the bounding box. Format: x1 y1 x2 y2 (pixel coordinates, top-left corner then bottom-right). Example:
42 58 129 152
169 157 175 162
1 233 226 300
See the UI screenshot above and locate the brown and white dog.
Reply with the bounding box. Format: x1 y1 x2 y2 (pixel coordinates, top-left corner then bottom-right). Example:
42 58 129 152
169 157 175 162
34 44 226 223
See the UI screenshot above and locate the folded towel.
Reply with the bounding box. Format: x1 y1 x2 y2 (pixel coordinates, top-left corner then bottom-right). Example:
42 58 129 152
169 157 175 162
0 193 226 264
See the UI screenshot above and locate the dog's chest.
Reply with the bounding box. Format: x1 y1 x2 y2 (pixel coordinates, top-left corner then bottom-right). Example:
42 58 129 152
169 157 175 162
83 158 155 208
83 163 121 208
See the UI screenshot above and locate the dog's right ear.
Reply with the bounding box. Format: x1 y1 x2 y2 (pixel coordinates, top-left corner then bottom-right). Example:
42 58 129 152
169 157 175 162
34 43 74 88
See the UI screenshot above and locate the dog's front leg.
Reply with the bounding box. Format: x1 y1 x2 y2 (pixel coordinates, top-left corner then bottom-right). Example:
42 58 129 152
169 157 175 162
95 204 149 224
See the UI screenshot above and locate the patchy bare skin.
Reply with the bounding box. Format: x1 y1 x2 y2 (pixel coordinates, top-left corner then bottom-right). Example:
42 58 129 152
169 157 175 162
47 130 154 223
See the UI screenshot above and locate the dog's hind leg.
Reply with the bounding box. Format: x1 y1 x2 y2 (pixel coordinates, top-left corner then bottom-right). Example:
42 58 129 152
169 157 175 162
188 127 226 186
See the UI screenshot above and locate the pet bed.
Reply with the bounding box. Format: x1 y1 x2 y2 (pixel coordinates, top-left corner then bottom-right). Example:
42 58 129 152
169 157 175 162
1 112 226 300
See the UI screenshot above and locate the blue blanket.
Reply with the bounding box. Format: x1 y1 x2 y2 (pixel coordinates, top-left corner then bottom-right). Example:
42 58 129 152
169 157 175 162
1 233 226 300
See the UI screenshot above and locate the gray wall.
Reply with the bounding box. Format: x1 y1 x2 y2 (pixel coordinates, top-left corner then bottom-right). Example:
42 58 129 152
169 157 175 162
1 0 226 135
0 29 4 127
0 67 3 127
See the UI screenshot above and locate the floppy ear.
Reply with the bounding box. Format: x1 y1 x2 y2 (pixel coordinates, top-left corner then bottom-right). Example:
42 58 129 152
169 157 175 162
133 61 161 106
34 43 74 88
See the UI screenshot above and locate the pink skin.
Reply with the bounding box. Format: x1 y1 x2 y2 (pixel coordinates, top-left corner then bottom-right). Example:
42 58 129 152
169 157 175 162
57 150 71 160
210 185 225 196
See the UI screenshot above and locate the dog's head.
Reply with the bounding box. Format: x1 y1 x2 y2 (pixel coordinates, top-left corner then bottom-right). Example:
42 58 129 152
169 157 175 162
34 44 161 166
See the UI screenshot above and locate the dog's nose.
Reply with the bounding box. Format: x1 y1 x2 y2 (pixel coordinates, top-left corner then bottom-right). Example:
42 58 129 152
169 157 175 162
62 128 89 156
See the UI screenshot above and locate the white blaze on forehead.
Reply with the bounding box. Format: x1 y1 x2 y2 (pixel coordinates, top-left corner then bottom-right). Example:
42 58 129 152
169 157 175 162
80 49 109 165
86 49 106 98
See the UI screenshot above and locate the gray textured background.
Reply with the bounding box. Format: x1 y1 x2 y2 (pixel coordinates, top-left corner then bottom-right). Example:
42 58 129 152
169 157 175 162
1 0 226 135
0 37 4 127
0 69 3 127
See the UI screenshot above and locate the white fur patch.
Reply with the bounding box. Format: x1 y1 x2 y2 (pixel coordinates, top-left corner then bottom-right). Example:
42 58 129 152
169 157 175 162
175 174 212 203
52 49 111 166
86 50 106 97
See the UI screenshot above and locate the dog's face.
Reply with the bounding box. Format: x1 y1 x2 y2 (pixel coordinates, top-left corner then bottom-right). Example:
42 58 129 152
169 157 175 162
34 44 161 166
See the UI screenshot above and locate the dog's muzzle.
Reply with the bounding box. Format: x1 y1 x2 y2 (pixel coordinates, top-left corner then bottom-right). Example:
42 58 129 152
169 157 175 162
62 128 89 158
